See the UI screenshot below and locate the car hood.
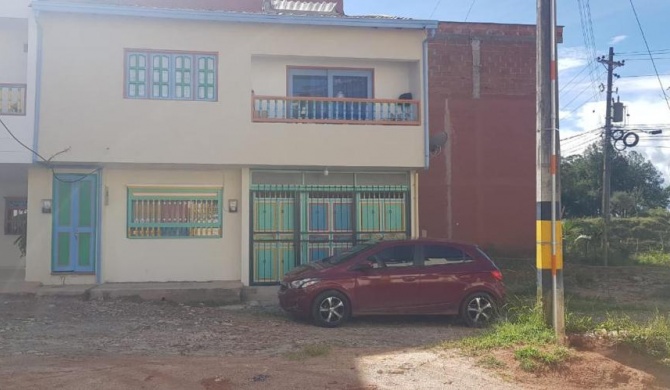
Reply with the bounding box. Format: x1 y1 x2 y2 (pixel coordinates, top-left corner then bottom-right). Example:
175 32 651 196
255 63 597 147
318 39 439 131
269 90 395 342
283 261 331 281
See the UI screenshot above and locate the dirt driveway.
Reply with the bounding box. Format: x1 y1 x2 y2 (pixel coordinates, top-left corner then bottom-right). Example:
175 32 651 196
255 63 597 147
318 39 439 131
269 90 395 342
0 296 512 390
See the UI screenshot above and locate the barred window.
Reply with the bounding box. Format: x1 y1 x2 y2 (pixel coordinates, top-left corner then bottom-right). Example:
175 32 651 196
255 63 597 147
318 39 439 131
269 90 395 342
127 187 222 239
4 198 27 235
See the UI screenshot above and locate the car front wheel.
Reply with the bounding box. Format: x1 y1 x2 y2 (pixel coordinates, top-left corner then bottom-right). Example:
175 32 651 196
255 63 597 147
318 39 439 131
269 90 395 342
311 290 350 328
461 292 497 328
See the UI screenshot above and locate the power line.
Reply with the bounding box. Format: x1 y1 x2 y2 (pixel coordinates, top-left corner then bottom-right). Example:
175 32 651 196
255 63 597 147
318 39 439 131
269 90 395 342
0 117 48 162
563 136 601 155
621 73 670 78
0 117 99 184
463 0 477 22
560 68 606 100
560 82 599 112
619 49 670 55
428 0 443 18
560 65 589 93
628 0 670 112
576 0 602 100
560 127 603 143
623 57 670 62
562 91 601 117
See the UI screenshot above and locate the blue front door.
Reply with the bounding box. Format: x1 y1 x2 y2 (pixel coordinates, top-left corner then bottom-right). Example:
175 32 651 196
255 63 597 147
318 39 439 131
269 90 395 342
52 174 98 273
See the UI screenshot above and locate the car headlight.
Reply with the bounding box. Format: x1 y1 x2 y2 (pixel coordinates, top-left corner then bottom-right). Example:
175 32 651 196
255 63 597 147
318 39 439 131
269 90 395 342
290 278 320 289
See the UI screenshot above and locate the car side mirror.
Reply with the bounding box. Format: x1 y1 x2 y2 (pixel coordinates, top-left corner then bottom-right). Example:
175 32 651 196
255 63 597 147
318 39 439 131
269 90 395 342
350 261 373 272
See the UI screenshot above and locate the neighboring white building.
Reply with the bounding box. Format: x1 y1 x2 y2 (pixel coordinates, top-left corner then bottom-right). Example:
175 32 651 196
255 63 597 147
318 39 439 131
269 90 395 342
24 0 436 286
0 0 35 284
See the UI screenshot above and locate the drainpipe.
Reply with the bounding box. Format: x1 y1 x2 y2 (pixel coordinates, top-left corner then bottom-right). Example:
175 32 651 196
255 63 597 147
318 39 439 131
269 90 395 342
31 10 43 164
423 28 435 169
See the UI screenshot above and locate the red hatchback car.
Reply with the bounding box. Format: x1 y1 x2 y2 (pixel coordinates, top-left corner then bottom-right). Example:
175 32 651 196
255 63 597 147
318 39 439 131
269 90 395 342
278 239 505 328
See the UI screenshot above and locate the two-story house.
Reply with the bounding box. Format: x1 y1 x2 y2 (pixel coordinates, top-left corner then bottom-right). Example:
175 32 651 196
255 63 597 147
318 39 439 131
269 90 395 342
23 0 437 286
0 0 35 285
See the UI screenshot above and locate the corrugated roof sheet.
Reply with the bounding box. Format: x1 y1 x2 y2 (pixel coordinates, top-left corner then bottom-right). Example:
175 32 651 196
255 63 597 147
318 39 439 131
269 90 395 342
271 0 337 13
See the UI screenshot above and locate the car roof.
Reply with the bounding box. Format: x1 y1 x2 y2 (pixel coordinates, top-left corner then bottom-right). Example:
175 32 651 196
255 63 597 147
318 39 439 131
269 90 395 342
365 238 480 248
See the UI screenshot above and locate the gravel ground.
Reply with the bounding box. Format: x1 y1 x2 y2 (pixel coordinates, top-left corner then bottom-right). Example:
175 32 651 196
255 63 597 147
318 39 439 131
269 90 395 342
0 296 475 358
0 295 510 390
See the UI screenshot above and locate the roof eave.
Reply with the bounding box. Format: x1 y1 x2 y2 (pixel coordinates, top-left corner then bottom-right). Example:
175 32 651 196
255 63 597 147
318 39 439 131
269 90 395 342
32 1 439 30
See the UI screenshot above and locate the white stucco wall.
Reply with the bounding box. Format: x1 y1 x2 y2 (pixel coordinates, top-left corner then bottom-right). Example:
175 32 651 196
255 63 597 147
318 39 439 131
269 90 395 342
0 18 27 83
0 0 30 19
36 13 426 168
0 14 33 164
101 168 243 283
25 166 244 285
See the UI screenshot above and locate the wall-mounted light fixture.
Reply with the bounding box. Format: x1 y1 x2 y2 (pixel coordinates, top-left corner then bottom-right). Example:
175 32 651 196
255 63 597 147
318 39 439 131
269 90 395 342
228 199 238 213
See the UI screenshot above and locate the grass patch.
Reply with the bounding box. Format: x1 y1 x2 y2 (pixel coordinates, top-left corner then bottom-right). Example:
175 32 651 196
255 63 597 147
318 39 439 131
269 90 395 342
565 311 595 334
477 355 507 369
566 294 652 316
448 304 555 353
634 251 670 267
284 343 331 361
514 346 570 372
599 312 670 360
447 304 571 373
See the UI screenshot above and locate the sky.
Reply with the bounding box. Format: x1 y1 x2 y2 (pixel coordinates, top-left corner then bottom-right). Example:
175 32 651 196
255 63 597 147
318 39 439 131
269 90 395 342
346 0 670 181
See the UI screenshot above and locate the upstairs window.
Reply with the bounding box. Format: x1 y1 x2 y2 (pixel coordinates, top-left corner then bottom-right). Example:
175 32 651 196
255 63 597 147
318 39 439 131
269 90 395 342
288 68 373 99
125 50 217 101
0 84 27 116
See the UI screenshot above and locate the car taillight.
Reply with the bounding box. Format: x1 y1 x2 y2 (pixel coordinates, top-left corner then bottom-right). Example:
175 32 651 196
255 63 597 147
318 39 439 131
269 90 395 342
491 270 503 281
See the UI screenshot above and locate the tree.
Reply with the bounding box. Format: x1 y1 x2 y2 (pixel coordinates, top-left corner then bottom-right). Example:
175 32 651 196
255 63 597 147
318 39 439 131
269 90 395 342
561 143 670 218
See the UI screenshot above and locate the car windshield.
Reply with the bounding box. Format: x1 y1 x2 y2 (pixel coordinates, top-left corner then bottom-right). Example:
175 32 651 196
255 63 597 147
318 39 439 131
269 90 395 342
326 243 376 265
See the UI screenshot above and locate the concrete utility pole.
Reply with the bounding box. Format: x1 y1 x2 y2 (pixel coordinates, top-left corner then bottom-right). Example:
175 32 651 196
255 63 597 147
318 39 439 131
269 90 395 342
597 47 625 267
536 0 564 341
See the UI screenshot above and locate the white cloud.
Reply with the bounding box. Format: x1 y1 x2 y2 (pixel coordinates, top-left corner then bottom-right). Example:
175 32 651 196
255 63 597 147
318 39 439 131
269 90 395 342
609 35 627 45
558 46 589 72
617 75 670 93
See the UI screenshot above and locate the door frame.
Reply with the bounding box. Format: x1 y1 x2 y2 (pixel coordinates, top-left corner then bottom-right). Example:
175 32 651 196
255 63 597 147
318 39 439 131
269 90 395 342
51 171 101 275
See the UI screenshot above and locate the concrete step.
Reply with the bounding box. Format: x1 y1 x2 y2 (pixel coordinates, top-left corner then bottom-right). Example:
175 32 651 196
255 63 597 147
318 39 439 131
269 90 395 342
242 285 280 307
0 281 40 295
36 284 94 298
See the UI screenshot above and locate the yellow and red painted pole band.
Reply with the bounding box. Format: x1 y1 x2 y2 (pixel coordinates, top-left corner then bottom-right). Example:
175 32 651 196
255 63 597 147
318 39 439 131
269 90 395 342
536 201 563 272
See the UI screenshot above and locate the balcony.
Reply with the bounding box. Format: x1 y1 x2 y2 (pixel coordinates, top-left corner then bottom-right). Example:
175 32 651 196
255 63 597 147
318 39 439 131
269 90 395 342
0 84 26 116
252 94 421 126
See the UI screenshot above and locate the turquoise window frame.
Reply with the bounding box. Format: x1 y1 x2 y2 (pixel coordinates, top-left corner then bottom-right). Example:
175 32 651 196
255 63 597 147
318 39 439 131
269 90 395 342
127 186 223 239
126 53 147 98
174 55 193 99
197 55 217 101
151 54 171 99
124 50 217 102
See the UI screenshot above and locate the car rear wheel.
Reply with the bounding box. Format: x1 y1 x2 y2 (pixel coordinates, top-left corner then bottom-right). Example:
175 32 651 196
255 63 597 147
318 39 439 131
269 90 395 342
461 292 497 328
311 290 350 328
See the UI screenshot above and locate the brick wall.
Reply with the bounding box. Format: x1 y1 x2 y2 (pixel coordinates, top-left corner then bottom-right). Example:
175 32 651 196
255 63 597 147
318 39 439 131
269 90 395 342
420 22 561 256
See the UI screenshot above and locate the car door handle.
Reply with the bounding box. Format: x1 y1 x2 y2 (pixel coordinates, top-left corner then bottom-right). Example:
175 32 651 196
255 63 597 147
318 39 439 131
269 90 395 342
403 276 417 282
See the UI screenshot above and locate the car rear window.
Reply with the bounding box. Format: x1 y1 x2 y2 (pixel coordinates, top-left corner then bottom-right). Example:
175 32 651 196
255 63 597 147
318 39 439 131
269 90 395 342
423 244 472 266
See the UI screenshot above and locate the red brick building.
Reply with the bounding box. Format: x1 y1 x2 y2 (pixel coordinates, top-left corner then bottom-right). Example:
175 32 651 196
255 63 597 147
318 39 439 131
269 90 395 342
420 23 562 256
